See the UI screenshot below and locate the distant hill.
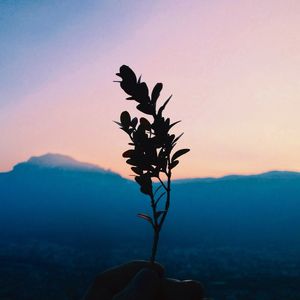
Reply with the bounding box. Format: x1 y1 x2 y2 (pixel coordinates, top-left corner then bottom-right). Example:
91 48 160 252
12 153 117 174
1 154 300 249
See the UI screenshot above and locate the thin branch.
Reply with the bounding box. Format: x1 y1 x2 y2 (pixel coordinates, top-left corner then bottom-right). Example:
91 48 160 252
149 194 158 229
158 157 172 230
154 191 166 206
157 176 168 191
154 184 163 196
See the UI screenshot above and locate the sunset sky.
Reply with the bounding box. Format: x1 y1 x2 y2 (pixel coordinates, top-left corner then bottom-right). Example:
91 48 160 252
1 0 299 179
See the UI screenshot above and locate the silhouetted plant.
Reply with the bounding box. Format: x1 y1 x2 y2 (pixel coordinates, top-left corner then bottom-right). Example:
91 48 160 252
115 65 190 263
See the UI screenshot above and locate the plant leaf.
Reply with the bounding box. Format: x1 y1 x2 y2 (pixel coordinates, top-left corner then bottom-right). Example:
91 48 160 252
169 160 179 169
122 150 135 158
131 117 138 128
135 175 153 196
158 95 172 117
151 83 163 105
120 111 131 127
131 167 143 175
172 133 184 145
171 148 190 162
137 213 153 224
140 117 151 130
136 103 154 115
126 158 138 166
114 121 122 127
117 65 137 82
169 120 181 130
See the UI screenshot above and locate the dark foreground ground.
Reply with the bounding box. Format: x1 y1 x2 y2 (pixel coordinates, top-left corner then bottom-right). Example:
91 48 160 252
0 237 299 300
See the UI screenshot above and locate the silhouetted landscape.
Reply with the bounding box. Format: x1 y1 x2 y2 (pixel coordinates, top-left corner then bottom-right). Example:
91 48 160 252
1 154 300 299
2 0 299 298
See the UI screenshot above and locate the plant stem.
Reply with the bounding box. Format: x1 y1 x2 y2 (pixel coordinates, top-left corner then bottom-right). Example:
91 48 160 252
158 173 171 230
150 229 160 263
150 167 172 263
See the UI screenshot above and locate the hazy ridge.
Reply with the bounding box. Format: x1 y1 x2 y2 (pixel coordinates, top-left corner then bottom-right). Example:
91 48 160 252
1 153 300 247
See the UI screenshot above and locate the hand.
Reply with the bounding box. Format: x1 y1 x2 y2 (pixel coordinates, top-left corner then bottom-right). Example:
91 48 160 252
82 260 205 300
82 260 164 300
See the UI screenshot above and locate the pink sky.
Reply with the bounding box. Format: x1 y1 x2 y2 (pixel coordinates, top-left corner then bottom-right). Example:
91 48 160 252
1 0 299 178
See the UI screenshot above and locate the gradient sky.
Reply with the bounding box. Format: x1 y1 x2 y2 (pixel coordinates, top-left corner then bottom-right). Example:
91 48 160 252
1 0 299 179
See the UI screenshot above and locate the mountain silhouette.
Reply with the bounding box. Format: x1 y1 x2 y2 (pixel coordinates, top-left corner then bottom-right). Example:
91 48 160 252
12 153 117 174
1 154 300 249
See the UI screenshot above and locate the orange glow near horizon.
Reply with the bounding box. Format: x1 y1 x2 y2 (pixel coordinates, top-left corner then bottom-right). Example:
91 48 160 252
1 0 300 179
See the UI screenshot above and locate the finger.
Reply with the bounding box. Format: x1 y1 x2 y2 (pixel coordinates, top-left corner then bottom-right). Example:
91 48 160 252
113 268 161 300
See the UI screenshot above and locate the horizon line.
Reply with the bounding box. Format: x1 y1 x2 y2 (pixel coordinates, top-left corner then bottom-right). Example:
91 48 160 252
1 152 300 180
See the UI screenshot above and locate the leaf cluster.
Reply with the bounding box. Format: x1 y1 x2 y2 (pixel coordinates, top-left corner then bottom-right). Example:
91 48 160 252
115 65 189 197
